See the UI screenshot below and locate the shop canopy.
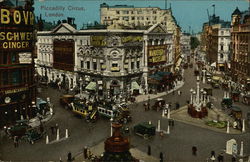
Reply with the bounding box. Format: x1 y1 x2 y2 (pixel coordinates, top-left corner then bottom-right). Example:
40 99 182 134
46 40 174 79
148 72 172 84
85 82 96 91
131 81 140 90
211 62 216 67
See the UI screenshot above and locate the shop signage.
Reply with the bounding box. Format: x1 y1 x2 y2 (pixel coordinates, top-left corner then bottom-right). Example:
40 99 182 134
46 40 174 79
4 87 28 94
0 7 34 51
53 39 74 71
148 45 167 66
90 36 106 46
0 8 34 26
19 52 32 64
121 36 142 43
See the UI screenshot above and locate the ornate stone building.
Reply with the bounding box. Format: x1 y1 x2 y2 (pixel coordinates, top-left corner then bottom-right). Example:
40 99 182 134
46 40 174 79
0 1 36 128
36 22 174 98
231 7 250 91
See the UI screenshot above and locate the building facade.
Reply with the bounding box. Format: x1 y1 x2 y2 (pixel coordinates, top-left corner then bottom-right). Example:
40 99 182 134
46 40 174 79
180 33 191 59
201 15 231 71
100 3 181 73
100 3 177 32
0 2 36 128
231 7 250 91
36 22 174 98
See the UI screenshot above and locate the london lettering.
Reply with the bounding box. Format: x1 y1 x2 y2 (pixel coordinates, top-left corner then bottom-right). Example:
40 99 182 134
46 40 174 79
0 8 34 25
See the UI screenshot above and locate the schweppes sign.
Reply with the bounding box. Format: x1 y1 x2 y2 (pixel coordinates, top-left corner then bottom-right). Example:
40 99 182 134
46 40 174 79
0 7 34 51
0 8 34 26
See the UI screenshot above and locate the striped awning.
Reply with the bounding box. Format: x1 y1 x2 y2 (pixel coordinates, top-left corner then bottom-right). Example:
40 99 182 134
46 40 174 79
85 82 96 91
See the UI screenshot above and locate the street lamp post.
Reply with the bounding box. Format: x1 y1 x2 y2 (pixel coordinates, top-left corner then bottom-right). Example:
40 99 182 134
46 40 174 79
190 88 194 104
202 69 206 84
110 117 113 137
79 77 83 99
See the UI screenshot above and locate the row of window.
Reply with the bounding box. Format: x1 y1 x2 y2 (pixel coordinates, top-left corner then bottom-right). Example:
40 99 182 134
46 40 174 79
118 16 158 21
116 10 158 15
0 68 33 87
80 60 140 71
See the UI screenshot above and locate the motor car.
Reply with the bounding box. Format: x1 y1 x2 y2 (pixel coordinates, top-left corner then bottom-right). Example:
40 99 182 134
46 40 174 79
7 120 31 137
24 127 45 144
221 98 233 109
133 122 156 139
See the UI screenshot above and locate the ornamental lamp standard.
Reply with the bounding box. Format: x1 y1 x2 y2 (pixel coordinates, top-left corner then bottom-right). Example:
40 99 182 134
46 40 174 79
203 91 207 105
110 117 113 137
190 88 194 104
200 89 204 102
79 77 83 99
192 91 196 105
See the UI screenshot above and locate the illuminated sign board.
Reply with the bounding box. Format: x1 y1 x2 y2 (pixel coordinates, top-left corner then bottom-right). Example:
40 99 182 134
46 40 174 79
121 36 142 43
0 7 34 52
53 40 75 71
148 45 167 66
90 36 106 46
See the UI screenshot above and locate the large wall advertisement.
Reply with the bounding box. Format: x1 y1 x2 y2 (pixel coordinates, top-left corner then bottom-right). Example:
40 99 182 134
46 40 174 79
90 35 142 46
53 39 75 71
148 45 167 66
0 7 34 53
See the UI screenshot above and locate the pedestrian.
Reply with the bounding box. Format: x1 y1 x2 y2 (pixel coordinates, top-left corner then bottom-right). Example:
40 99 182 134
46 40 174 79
160 131 164 138
192 146 197 156
171 119 175 127
14 136 18 148
217 153 224 162
159 152 163 162
177 90 181 96
83 146 88 159
147 145 151 155
55 123 59 131
50 126 55 135
67 152 72 162
231 156 236 162
87 149 91 159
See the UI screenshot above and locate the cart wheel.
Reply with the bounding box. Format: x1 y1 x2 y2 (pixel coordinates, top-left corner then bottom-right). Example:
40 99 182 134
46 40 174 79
143 134 149 139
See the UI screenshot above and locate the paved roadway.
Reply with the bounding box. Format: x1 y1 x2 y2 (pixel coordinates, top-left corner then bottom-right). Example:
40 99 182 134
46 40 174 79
0 62 249 161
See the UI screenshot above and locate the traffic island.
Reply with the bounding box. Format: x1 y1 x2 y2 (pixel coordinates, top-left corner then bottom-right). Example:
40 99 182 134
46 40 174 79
171 106 243 134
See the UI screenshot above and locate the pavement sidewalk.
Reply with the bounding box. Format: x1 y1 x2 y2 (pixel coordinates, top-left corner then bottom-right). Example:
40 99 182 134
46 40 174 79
135 80 185 103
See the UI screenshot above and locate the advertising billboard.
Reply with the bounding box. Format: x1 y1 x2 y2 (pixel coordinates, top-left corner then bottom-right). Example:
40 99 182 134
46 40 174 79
148 45 167 66
53 39 75 71
0 7 34 52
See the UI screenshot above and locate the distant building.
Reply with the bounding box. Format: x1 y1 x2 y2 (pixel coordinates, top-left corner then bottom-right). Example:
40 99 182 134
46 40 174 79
201 14 231 71
180 33 191 57
0 1 36 128
100 3 177 32
231 7 250 91
100 3 182 73
36 22 174 98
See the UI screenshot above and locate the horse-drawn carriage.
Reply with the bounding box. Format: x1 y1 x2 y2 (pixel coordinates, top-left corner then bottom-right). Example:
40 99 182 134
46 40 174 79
152 98 165 111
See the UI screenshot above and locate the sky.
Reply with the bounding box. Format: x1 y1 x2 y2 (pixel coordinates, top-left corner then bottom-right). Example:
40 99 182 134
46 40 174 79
33 0 249 33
